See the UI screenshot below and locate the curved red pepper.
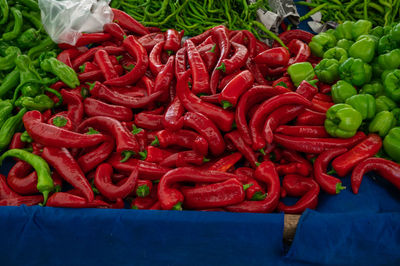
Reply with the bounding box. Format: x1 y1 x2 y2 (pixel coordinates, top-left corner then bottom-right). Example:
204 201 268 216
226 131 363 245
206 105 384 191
230 31 244 44
176 70 234 132
245 58 268 85
310 98 335 113
46 192 108 208
72 46 125 71
332 134 382 177
219 70 254 109
77 136 115 173
254 47 290 67
217 42 249 74
277 174 320 214
186 39 210 94
0 173 20 199
111 8 149 36
134 112 163 130
154 129 208 156
154 55 174 100
275 125 330 138
149 41 165 75
183 112 225 156
60 89 84 129
176 151 208 167
245 177 266 201
287 39 311 65
0 195 44 206
225 161 280 213
174 47 187 79
78 70 104 83
138 32 165 52
250 92 312 150
7 160 38 195
47 114 74 131
59 33 112 49
197 43 219 73
84 97 133 121
104 36 148 86
272 77 295 91
276 162 310 177
314 148 348 195
164 29 181 53
145 146 173 163
103 22 126 41
208 152 243 172
273 131 367 154
95 163 138 200
224 130 259 168
242 30 257 58
272 30 314 47
8 132 25 150
295 109 326 126
182 178 245 209
210 26 230 94
57 48 86 68
23 111 106 148
162 97 184 131
94 49 119 81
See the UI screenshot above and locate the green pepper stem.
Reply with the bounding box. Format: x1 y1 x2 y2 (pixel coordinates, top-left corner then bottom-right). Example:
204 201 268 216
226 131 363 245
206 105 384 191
172 202 183 211
151 136 159 146
243 183 253 191
251 192 267 201
221 100 233 109
136 185 150 197
216 62 226 72
120 151 135 163
335 183 346 194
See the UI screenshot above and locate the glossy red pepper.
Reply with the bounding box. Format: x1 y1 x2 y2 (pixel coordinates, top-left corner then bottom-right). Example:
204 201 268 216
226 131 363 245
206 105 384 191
57 48 86 68
225 161 280 213
276 162 310 177
7 160 38 195
111 8 149 36
164 29 181 53
153 55 174 100
186 39 210 94
219 70 254 109
162 97 184 131
46 192 108 208
277 174 320 214
77 136 115 173
59 33 112 49
310 98 335 113
138 32 165 52
273 131 367 154
134 179 153 197
95 163 138 200
84 97 133 121
183 112 225 156
72 46 125 71
314 148 347 195
174 47 187 79
60 89 84 129
242 30 257 58
94 49 119 81
295 109 326 126
134 112 163 130
0 174 20 199
218 70 240 90
287 39 311 65
314 93 333 103
104 36 148 86
272 77 295 91
245 177 267 201
176 70 234 132
176 151 208 167
103 22 126 41
149 41 165 75
216 42 249 74
210 26 230 94
208 152 243 172
224 130 259 168
0 195 44 206
275 125 330 138
197 43 219 73
8 132 25 150
23 111 106 148
332 134 382 177
145 146 173 163
229 31 244 44
273 30 314 47
254 47 290 67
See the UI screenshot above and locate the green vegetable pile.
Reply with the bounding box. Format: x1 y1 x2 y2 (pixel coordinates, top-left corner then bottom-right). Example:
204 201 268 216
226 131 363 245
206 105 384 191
110 0 272 38
311 19 400 162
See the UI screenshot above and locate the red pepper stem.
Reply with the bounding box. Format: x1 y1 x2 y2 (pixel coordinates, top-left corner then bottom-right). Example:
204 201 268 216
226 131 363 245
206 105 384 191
120 151 135 163
336 183 346 194
172 202 183 211
216 62 226 72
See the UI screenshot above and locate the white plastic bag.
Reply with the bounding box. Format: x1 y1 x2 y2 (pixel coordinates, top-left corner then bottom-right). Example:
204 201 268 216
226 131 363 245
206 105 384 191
38 0 114 45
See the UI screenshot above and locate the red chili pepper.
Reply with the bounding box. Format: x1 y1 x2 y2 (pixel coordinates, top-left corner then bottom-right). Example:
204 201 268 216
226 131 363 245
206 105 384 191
134 112 163 130
162 97 184 131
176 151 208 167
8 133 25 150
310 98 335 113
0 195 44 206
46 192 108 208
242 30 257 58
79 62 99 73
250 92 312 150
59 33 112 49
218 70 240 90
138 32 165 52
263 104 304 144
183 112 225 156
197 43 219 73
104 36 148 87
60 89 84 129
153 129 208 156
295 80 318 100
245 177 266 201
218 70 254 109
246 58 269 85
164 29 181 53
159 153 180 168
57 48 86 68
295 109 326 126
134 179 154 197
287 39 311 65
174 47 187 79
94 49 119 81
236 85 290 146
276 162 310 177
273 30 314 47
78 70 104 83
131 196 157 209
84 97 133 121
158 167 242 210
72 46 125 71
181 178 245 209
208 152 243 172
47 114 73 131
199 94 220 104
139 75 155 96
176 70 234 132
254 47 290 67
77 136 115 173
145 146 173 163
216 42 249 74
111 8 150 36
95 163 138 200
273 131 367 154
318 82 332 94
89 81 162 109
225 161 280 213
130 124 147 152
272 77 295 91
111 86 146 98
0 174 20 199
149 41 165 75
210 26 230 94
234 167 254 180
275 125 330 138
332 134 382 177
23 110 106 148
108 152 170 180
313 93 333 103
103 22 126 41
186 39 210 95
77 116 140 162
314 148 347 195
351 158 400 194
277 174 320 214
230 31 244 44
154 55 174 100
224 130 259 168
7 160 38 195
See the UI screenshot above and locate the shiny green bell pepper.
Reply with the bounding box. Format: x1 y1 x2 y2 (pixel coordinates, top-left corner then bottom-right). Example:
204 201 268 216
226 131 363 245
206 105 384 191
392 108 400 126
309 32 337 57
351 20 372 40
287 62 315 87
345 94 376 120
349 37 376 63
335 21 354 40
371 58 384 79
323 47 348 64
336 39 354 51
360 80 384 97
378 49 400 70
378 35 397 55
325 103 362 138
369 111 396 137
375 95 397 113
390 22 400 42
314 58 340 84
383 69 400 102
339 57 372 87
331 80 357 103
370 26 384 38
383 127 400 162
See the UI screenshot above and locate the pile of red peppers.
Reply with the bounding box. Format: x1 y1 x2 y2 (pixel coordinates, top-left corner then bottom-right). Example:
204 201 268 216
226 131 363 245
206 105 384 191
1 9 400 213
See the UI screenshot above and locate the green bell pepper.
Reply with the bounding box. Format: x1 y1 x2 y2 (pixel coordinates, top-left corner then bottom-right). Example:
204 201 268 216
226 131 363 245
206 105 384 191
339 57 372 87
39 52 80 89
351 20 372 40
390 22 400 42
383 69 400 102
0 99 13 128
370 26 384 38
314 58 340 84
378 49 400 70
15 94 54 112
2 7 23 41
345 94 376 120
17 28 41 50
392 108 400 126
323 47 348 64
0 68 19 98
0 108 26 151
336 39 354 51
371 58 384 79
360 80 384 97
369 111 396 137
378 35 397 55
309 32 337 58
0 46 21 71
325 103 362 138
375 95 397 113
334 21 354 40
383 127 400 162
287 62 315 87
331 80 357 103
349 37 376 63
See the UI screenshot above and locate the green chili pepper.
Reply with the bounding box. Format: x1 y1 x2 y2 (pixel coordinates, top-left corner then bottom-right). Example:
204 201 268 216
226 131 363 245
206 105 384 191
21 11 43 32
15 94 54 112
0 68 19 99
345 94 376 120
15 55 42 98
314 58 340 84
369 111 396 137
2 7 23 41
0 148 54 205
331 80 358 103
18 0 40 12
0 108 26 151
0 99 13 128
27 37 56 60
0 0 9 25
0 46 21 71
325 103 362 138
17 28 41 50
